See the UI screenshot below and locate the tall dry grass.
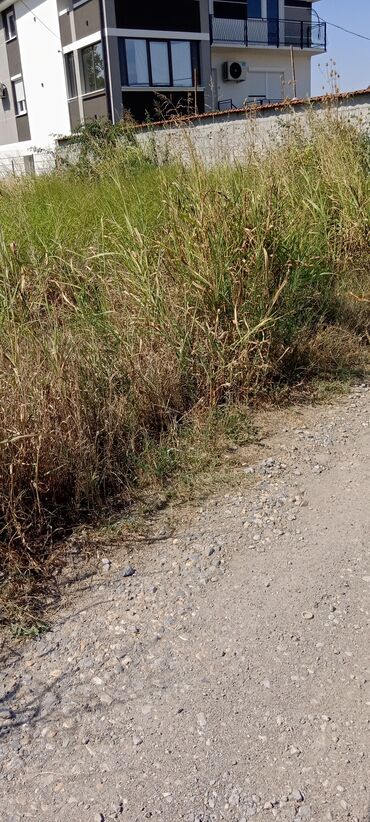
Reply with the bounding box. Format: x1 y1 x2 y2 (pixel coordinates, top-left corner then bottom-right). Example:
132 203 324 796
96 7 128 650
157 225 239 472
0 112 369 610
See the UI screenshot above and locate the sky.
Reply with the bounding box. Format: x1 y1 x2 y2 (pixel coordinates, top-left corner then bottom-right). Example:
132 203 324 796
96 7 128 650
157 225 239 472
311 0 370 95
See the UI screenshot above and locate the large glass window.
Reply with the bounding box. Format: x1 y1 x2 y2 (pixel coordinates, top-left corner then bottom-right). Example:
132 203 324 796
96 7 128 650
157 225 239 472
81 42 105 94
124 39 196 88
149 42 170 86
65 52 77 99
171 41 192 86
126 39 149 86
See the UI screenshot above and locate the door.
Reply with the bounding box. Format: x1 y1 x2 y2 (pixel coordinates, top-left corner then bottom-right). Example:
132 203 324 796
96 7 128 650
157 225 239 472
266 71 284 101
267 0 279 44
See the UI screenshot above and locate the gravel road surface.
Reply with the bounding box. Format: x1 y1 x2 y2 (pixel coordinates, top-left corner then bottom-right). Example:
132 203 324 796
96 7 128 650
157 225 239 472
1 385 369 822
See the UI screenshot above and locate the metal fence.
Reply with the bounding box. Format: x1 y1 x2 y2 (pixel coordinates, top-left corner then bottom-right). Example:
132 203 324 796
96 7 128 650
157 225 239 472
211 17 326 49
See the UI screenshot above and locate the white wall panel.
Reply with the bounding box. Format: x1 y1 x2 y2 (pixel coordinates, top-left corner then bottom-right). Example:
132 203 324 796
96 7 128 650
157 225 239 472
15 0 70 146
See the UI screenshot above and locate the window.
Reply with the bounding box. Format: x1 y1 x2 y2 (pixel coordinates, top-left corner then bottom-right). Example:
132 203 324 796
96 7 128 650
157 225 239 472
171 41 192 87
4 6 16 40
12 77 27 115
248 0 261 16
81 42 105 94
124 39 196 88
149 41 170 86
65 52 77 99
126 39 149 86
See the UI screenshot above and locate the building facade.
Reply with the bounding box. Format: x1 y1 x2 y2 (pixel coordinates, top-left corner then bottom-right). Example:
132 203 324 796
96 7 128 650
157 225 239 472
0 0 326 173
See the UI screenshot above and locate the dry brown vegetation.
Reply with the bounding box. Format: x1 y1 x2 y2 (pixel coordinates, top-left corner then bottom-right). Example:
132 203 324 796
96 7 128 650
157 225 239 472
0 113 369 623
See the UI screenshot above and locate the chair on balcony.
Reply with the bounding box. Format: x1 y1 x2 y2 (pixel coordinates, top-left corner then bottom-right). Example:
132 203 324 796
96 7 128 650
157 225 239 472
218 99 238 111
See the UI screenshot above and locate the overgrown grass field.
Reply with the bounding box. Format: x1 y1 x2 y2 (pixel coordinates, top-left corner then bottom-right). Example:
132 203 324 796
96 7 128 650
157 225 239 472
0 113 369 618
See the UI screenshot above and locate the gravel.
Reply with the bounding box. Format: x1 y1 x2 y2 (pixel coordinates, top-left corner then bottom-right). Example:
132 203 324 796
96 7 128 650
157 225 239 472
0 385 369 821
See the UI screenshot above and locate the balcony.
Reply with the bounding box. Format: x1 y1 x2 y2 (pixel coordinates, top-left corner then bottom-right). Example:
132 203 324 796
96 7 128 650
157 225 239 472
210 16 327 50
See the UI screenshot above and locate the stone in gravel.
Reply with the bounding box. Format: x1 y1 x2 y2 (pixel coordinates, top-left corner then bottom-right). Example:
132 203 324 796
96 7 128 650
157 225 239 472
101 558 111 571
291 789 304 802
132 735 143 746
297 806 311 819
123 564 136 577
99 692 113 706
228 788 240 806
302 611 314 620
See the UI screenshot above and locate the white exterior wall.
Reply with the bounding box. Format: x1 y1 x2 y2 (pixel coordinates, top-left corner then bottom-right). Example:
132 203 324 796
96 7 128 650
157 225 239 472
15 0 70 146
212 47 311 109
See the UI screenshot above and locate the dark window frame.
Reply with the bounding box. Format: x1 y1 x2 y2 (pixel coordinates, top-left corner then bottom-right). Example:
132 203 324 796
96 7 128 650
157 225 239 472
3 5 17 40
65 51 78 99
80 41 105 95
123 38 198 89
12 76 27 116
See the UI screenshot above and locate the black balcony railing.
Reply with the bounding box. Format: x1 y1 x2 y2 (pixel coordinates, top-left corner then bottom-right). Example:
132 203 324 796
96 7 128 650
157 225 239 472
210 16 326 50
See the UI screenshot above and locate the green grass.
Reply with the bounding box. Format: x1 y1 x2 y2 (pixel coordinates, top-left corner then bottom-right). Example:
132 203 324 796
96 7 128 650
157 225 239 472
0 111 369 621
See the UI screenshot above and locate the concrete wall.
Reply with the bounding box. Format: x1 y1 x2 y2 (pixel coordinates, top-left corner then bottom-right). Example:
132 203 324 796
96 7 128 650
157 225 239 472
136 93 370 167
0 139 56 176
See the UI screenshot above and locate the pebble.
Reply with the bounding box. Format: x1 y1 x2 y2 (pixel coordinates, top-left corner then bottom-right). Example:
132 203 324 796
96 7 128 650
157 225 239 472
132 735 143 746
197 713 207 728
297 807 311 820
302 611 314 620
291 789 304 802
123 565 136 577
228 788 240 806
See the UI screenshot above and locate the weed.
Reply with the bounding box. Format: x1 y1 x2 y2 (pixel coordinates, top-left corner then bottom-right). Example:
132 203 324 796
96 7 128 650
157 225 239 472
0 111 369 623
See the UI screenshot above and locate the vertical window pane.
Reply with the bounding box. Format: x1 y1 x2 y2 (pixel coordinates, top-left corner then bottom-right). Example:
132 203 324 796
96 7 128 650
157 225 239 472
149 41 170 86
82 42 105 94
125 39 149 85
65 52 77 98
6 9 16 38
171 41 192 87
12 78 26 114
248 0 261 17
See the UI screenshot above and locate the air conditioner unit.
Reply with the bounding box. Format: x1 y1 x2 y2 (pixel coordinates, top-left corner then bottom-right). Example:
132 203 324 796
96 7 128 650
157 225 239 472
0 84 7 99
222 61 247 83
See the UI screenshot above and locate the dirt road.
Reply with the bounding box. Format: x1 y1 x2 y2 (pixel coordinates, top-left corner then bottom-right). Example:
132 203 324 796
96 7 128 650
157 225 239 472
1 385 369 822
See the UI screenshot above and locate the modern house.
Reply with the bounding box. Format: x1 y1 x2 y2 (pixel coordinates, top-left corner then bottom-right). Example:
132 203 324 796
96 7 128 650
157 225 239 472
0 0 326 173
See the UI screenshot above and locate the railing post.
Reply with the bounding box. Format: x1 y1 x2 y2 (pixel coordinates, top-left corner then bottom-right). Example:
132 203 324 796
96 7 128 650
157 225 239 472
244 17 248 46
300 20 303 49
276 17 279 47
209 14 213 45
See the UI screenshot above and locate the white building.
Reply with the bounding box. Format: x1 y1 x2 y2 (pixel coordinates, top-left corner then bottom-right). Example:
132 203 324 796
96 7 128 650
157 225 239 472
0 0 326 174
